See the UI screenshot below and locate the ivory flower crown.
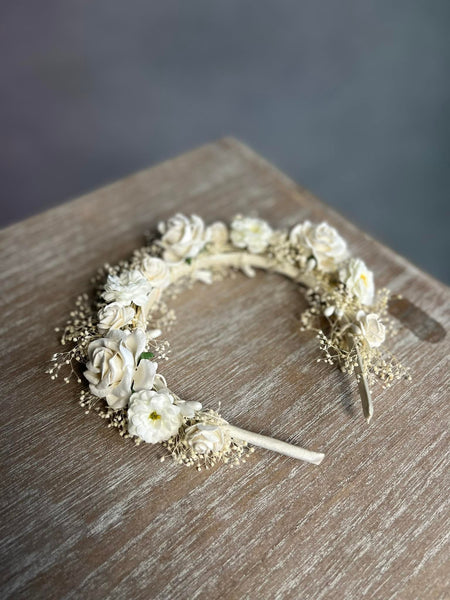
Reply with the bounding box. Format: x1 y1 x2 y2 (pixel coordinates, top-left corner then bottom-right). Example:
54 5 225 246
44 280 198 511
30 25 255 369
49 214 410 470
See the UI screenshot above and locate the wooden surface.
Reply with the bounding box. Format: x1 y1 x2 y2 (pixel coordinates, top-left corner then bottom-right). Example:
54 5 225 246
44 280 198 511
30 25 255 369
1 138 449 600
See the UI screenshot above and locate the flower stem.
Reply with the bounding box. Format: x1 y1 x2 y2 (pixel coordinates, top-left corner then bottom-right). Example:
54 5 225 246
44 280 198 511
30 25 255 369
226 424 325 465
347 333 373 423
170 251 317 288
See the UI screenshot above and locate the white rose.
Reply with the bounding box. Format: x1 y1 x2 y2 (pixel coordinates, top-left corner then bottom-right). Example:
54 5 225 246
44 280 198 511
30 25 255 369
206 221 229 248
97 302 135 334
158 213 207 263
289 221 347 272
339 258 375 306
184 423 229 454
359 312 386 348
127 389 182 443
230 215 273 254
84 328 157 409
141 256 171 289
103 270 154 307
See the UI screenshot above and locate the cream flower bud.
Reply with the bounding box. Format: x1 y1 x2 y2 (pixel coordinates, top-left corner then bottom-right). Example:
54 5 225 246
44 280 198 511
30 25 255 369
193 269 213 284
230 215 273 254
206 221 229 247
174 399 202 418
184 423 229 454
359 313 386 348
306 257 317 271
97 302 135 334
148 329 162 339
150 382 202 418
323 305 335 318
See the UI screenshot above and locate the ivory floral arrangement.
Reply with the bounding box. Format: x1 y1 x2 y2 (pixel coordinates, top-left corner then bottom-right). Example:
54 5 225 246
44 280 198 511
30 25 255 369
49 214 410 470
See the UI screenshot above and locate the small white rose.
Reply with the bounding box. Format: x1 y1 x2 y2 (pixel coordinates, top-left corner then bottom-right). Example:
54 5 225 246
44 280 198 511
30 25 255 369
158 213 208 263
140 256 171 289
103 270 154 307
206 221 229 248
97 302 135 334
289 221 348 272
230 215 273 254
184 423 229 454
339 258 375 306
359 313 386 348
127 389 182 443
84 328 157 409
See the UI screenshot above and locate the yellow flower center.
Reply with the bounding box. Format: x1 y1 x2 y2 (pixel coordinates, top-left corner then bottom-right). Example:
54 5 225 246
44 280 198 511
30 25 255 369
149 411 161 421
360 273 367 285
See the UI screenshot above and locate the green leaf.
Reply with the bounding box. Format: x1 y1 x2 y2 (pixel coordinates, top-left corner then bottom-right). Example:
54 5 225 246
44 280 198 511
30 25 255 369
185 257 192 265
140 352 155 361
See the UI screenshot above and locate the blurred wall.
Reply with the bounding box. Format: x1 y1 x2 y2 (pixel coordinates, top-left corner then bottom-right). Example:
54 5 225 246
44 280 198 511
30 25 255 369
0 1 449 282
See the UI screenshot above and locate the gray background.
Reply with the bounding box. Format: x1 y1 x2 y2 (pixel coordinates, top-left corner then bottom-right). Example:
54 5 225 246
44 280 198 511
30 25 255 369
1 1 449 283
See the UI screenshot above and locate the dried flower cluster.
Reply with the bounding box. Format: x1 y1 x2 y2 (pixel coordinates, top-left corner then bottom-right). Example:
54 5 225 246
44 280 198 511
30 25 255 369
49 213 409 469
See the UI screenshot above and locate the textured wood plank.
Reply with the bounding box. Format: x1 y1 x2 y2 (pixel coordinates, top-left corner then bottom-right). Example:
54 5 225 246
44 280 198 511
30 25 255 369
1 138 449 600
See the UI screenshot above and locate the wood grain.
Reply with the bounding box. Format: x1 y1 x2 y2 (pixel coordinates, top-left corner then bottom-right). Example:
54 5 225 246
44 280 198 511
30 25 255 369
1 138 449 600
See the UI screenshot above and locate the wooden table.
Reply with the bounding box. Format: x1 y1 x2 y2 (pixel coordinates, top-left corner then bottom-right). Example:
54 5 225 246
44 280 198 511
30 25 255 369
1 138 449 599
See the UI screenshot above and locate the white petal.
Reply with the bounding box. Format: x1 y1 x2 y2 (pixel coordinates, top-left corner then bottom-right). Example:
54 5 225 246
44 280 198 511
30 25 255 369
174 399 202 418
323 306 335 317
153 373 167 391
133 360 157 392
241 264 256 278
194 269 213 284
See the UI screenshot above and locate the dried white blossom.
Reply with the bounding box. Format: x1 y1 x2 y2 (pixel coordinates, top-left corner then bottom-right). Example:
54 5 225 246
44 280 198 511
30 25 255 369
84 328 157 409
97 302 135 334
103 270 154 307
141 256 171 289
340 258 375 306
230 215 273 254
290 221 347 272
358 312 386 348
127 389 182 443
158 213 207 263
184 423 229 454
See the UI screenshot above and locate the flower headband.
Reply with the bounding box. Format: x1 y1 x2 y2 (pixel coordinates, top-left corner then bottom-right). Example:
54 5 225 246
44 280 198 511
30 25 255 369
49 214 409 470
